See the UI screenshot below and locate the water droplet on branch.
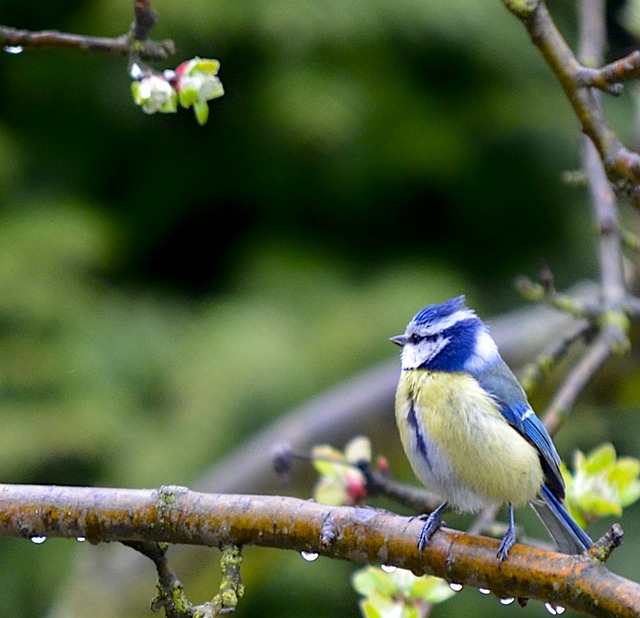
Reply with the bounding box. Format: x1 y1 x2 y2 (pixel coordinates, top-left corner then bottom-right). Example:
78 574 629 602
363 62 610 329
545 603 566 615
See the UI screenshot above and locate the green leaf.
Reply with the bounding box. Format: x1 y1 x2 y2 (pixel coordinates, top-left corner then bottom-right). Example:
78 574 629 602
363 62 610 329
578 491 622 517
311 445 346 479
179 87 199 108
206 80 225 100
585 443 616 474
410 576 455 604
608 458 640 489
402 605 421 618
352 567 397 597
194 101 209 125
353 567 455 618
353 568 389 596
567 445 640 523
359 599 384 618
620 480 640 506
565 499 587 528
345 435 371 465
352 569 378 597
313 477 347 506
359 593 401 618
195 59 220 74
572 450 587 474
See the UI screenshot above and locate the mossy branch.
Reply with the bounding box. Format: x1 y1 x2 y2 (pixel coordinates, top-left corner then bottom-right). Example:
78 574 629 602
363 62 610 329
0 483 636 617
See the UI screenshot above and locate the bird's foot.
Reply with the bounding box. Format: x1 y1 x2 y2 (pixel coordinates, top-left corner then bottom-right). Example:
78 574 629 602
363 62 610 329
417 502 448 558
497 527 516 562
497 504 516 562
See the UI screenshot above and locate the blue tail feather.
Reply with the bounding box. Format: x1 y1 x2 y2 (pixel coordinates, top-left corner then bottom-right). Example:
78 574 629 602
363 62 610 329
530 484 592 554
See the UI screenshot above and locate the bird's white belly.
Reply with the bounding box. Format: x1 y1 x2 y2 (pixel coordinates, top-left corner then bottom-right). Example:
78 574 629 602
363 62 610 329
402 415 495 511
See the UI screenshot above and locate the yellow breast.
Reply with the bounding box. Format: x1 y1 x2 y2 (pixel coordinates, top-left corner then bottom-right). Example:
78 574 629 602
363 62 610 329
395 370 543 510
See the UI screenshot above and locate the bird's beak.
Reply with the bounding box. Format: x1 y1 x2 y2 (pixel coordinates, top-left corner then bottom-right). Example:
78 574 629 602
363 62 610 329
390 335 407 347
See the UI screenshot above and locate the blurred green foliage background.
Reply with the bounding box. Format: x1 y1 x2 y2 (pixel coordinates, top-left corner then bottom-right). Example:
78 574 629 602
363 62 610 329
1 0 640 616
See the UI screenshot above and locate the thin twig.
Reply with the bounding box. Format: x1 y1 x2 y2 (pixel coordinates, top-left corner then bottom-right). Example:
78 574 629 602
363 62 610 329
576 51 640 94
0 26 131 55
364 467 442 513
518 321 594 394
542 329 614 435
515 275 597 318
0 25 175 61
579 0 628 319
0 0 175 62
124 541 194 617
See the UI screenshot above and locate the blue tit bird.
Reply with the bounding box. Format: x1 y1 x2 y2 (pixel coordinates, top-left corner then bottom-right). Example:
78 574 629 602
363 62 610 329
391 296 592 561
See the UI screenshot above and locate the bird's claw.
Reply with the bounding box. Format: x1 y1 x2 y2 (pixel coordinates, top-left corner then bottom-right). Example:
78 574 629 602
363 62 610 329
416 502 448 558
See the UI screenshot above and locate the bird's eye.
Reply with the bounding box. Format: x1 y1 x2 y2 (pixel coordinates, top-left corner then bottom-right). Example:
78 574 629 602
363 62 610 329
408 334 422 345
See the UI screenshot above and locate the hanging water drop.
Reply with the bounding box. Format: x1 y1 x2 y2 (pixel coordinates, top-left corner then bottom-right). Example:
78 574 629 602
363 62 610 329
381 564 397 573
545 603 566 615
30 536 47 544
4 45 23 54
478 587 490 595
449 582 463 592
499 597 515 605
129 63 143 79
300 551 319 562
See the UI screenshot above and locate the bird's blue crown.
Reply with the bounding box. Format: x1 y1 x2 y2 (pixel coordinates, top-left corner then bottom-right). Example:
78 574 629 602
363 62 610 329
399 296 493 372
411 296 470 329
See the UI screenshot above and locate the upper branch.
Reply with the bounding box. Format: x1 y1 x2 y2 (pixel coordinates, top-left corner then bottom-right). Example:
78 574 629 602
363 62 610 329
577 0 630 362
0 483 637 617
0 26 132 55
0 25 175 61
0 0 175 61
503 0 640 206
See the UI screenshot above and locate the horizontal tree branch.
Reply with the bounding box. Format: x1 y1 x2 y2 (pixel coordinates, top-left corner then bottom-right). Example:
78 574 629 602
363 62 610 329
0 25 175 60
0 483 637 617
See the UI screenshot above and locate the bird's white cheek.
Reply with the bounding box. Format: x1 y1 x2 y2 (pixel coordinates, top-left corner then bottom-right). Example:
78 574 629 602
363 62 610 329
401 337 449 369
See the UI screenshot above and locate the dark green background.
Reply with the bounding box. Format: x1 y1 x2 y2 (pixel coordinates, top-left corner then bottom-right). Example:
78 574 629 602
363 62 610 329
0 0 639 616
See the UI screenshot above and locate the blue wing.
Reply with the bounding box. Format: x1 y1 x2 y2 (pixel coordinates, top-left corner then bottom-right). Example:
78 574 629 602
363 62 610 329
470 356 565 499
468 353 591 553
